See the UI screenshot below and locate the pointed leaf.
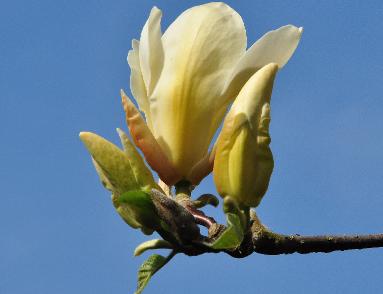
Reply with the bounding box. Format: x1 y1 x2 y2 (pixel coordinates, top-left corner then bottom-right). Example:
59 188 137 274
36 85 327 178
91 158 114 192
112 194 142 229
135 254 170 294
79 132 138 194
116 128 157 191
118 190 160 232
210 213 244 250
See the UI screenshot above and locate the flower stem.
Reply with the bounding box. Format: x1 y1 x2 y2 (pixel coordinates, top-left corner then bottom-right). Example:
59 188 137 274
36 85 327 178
175 180 192 202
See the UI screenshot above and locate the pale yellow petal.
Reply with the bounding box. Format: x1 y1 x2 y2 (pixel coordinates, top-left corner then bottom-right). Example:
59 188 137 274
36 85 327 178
127 39 152 130
139 6 164 96
121 90 181 185
188 143 217 185
223 25 302 100
150 2 246 177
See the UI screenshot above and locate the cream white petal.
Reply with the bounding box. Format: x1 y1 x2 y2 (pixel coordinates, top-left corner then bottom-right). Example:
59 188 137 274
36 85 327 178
139 6 164 96
222 25 303 98
150 2 246 176
121 90 181 185
127 39 152 129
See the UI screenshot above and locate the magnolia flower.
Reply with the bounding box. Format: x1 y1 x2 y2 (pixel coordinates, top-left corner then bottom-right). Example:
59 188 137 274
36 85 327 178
213 63 277 208
124 2 302 186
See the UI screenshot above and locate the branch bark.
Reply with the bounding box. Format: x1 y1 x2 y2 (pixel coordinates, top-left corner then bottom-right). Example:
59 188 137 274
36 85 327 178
225 213 383 258
251 230 383 255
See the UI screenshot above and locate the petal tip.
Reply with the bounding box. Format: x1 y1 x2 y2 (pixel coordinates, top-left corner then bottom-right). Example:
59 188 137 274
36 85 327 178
151 6 162 14
116 127 123 135
79 131 91 141
121 90 136 114
131 39 139 48
120 89 129 109
267 62 279 71
79 132 97 151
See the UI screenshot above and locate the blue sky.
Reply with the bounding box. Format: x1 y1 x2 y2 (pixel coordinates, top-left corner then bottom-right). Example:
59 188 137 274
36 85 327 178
1 0 383 293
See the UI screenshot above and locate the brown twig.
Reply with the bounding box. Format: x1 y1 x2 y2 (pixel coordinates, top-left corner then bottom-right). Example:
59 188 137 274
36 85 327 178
226 212 383 257
251 231 383 255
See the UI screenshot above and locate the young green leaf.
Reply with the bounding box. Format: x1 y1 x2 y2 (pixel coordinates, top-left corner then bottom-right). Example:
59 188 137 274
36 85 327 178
210 213 244 250
112 194 142 229
79 131 158 195
134 239 173 257
135 253 174 294
79 132 138 194
117 191 161 232
116 128 157 191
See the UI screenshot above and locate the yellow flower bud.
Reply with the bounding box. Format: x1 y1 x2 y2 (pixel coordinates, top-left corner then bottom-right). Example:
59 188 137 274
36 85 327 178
213 63 278 207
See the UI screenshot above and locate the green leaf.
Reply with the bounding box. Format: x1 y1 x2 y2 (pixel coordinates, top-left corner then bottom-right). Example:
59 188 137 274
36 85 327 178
112 194 142 229
79 132 138 194
135 253 173 294
80 131 157 195
92 158 114 192
116 128 157 191
210 213 244 250
117 191 160 232
134 239 173 256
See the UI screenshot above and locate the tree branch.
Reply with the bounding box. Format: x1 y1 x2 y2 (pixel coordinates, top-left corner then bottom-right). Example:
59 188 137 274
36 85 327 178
251 230 383 255
226 213 383 257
